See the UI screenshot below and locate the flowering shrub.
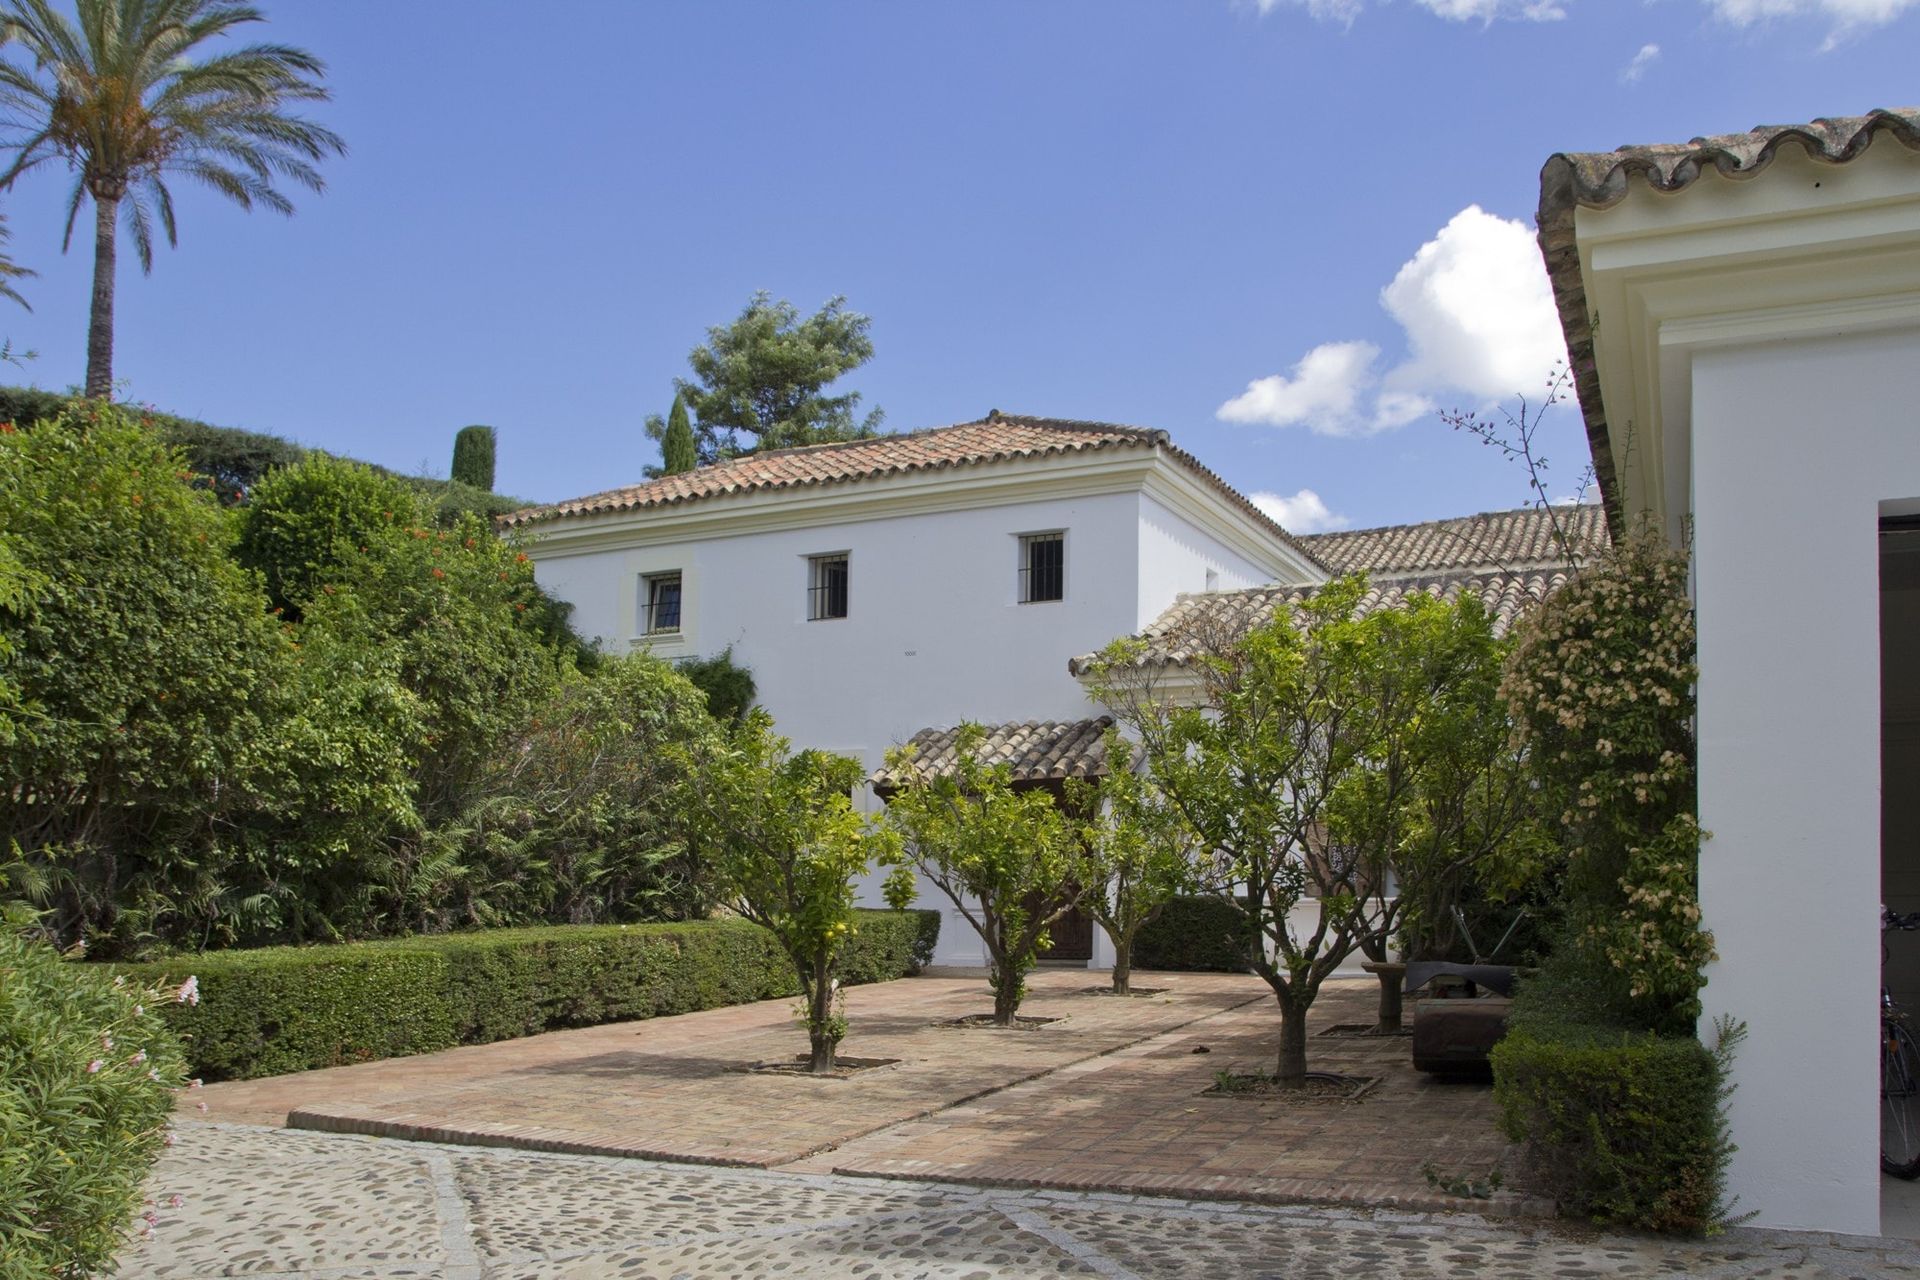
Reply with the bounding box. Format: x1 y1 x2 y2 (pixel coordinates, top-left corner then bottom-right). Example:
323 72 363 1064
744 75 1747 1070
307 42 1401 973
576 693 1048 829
1501 530 1711 1031
0 914 192 1277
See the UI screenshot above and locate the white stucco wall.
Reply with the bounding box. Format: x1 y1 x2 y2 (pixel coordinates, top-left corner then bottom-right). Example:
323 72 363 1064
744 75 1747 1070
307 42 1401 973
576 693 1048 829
1135 493 1277 629
530 480 1291 967
1690 324 1920 1234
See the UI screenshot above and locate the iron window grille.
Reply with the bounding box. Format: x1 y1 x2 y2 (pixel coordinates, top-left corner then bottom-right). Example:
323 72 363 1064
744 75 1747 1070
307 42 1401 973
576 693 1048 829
643 572 682 634
1019 532 1065 603
808 554 849 621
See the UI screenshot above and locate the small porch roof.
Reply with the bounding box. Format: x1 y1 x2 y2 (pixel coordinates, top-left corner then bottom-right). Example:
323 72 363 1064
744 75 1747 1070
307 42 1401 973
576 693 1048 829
869 717 1135 794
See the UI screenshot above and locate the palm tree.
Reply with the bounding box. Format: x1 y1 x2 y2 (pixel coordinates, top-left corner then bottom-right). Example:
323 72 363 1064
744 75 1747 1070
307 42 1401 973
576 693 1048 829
0 0 343 396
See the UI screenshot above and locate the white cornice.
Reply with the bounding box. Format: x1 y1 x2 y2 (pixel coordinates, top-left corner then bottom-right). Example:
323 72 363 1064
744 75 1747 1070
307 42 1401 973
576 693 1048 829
1573 137 1920 532
1140 458 1326 585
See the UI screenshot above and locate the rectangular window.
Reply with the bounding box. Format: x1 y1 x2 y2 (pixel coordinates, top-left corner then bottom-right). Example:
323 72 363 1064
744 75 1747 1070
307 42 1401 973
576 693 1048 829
1019 532 1065 603
808 554 849 621
643 572 682 634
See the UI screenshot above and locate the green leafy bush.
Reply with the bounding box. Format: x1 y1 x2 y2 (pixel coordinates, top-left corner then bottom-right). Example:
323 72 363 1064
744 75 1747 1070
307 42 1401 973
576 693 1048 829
0 406 293 951
116 911 938 1080
1 919 189 1278
1133 897 1255 972
1502 532 1709 1031
1491 963 1741 1234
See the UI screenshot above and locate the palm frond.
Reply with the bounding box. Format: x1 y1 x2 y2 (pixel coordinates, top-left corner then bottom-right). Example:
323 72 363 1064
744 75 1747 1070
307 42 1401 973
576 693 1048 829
56 170 83 250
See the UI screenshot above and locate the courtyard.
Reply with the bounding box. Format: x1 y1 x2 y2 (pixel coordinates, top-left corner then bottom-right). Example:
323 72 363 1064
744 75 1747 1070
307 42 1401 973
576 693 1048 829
117 971 1920 1278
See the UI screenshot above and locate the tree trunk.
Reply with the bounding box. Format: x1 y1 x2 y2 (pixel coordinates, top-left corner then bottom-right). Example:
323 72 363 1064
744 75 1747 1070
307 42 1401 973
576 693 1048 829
805 958 837 1073
991 961 1021 1026
1274 995 1310 1085
86 192 119 399
1111 942 1132 996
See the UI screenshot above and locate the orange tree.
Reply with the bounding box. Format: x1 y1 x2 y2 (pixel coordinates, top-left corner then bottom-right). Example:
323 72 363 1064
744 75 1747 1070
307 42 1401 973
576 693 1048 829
688 713 907 1071
880 725 1079 1026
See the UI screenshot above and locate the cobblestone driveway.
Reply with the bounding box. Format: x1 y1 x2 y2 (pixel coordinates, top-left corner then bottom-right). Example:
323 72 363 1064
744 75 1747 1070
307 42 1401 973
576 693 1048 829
118 1123 1920 1279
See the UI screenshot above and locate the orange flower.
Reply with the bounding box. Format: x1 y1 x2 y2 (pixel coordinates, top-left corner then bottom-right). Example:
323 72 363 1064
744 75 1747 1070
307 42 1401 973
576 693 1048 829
431 567 446 580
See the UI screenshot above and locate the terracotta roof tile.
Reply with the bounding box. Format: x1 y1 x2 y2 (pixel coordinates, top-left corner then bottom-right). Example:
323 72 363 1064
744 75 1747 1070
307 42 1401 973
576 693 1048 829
501 414 1324 567
869 717 1134 792
1068 571 1568 677
1300 505 1607 580
1537 108 1920 537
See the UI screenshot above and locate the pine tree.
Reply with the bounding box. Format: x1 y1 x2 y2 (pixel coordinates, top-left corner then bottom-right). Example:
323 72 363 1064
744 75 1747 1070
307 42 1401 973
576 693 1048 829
661 394 697 475
451 425 496 491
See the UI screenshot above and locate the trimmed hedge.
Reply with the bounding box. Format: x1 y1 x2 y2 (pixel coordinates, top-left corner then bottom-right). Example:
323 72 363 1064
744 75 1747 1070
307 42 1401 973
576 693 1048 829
115 910 939 1081
1133 896 1255 973
1490 967 1739 1233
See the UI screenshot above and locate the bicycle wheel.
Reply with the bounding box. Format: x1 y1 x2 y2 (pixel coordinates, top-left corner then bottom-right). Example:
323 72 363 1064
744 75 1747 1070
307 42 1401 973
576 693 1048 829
1883 1020 1920 1178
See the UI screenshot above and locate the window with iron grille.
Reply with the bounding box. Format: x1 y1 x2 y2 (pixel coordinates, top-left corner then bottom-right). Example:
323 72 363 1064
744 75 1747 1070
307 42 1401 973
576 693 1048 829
643 572 682 634
1019 532 1064 603
808 554 849 621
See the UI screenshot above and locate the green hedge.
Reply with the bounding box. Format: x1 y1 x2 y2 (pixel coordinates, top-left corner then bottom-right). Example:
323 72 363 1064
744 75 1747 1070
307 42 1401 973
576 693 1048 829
115 910 938 1081
1133 896 1255 973
1490 968 1738 1233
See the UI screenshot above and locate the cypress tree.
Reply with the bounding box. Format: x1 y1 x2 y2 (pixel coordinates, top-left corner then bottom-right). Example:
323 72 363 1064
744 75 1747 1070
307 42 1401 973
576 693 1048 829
661 394 697 475
451 424 496 491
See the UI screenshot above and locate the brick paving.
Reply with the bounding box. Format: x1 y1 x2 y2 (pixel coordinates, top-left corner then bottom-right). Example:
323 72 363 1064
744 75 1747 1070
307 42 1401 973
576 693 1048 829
198 969 1527 1216
799 983 1524 1216
208 969 1262 1168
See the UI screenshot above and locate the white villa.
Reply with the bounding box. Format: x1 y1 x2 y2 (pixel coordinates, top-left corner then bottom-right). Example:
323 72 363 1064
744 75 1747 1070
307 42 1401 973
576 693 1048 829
506 416 1604 967
511 104 1920 1238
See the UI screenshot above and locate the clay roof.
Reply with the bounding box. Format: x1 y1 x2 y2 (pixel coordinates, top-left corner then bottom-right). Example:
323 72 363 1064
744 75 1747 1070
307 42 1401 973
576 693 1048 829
1068 571 1568 677
1300 504 1607 580
1537 107 1920 538
502 414 1324 565
869 717 1136 792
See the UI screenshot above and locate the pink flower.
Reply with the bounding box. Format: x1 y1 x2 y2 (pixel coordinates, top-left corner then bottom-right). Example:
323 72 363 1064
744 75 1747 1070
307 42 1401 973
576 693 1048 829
133 1004 143 1017
166 1194 182 1209
175 975 200 1006
163 1130 175 1148
195 1101 207 1113
101 1034 114 1051
187 1078 202 1090
148 1068 161 1082
87 1059 103 1074
130 1049 147 1065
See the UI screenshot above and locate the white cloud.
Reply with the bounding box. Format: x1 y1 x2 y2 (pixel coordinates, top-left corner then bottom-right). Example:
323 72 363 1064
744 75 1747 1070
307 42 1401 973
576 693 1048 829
1250 488 1352 534
1706 0 1920 46
1218 206 1567 436
1255 0 1563 20
1218 340 1383 434
1620 42 1661 82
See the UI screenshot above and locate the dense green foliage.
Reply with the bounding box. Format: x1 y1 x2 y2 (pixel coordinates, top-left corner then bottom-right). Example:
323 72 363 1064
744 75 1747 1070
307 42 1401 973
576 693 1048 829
0 0 346 396
1132 897 1256 973
1 918 189 1278
0 403 687 956
1491 960 1741 1234
675 646 756 722
117 911 939 1081
660 393 696 475
0 409 292 948
692 717 911 1070
454 654 718 926
451 425 497 491
645 292 885 464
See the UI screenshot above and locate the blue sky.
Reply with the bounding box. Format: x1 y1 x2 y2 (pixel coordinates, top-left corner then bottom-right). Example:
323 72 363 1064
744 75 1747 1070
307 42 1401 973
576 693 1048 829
0 1 1914 531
